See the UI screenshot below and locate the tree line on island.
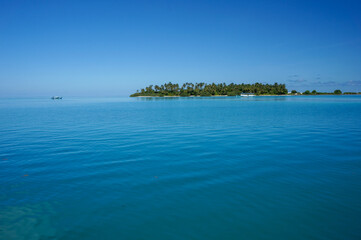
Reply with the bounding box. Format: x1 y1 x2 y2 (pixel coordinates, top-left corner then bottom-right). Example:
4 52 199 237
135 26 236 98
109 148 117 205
295 89 360 95
130 82 288 97
130 82 359 97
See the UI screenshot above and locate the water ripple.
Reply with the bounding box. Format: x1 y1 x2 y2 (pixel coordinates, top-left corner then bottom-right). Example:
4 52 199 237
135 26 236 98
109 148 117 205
1 96 361 239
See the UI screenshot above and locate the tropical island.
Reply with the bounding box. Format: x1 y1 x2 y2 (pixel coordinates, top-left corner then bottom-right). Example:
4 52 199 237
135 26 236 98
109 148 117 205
130 82 288 97
130 82 361 97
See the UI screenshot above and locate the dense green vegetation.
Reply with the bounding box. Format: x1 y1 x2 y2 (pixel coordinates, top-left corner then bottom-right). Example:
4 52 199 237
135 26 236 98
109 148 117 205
130 82 288 97
131 82 360 97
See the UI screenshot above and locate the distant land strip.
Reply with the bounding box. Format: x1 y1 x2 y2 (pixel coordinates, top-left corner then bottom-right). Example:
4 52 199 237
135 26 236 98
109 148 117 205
130 82 359 97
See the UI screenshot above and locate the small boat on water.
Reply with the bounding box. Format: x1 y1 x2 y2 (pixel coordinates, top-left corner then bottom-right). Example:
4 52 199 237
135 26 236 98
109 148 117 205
240 93 255 97
51 96 63 100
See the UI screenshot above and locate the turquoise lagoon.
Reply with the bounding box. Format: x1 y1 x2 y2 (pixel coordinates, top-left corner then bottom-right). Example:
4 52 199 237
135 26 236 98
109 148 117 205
1 96 361 239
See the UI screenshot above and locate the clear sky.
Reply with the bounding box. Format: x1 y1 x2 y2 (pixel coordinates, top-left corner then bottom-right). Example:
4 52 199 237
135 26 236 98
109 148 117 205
1 0 361 97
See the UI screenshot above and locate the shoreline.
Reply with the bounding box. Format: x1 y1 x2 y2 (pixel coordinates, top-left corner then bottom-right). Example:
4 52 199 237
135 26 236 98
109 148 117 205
132 94 360 97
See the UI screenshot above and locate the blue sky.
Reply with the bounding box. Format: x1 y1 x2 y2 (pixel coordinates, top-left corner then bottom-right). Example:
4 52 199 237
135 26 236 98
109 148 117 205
1 0 361 97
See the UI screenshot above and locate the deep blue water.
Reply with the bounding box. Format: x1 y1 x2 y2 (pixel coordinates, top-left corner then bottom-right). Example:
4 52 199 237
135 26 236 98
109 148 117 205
1 96 361 240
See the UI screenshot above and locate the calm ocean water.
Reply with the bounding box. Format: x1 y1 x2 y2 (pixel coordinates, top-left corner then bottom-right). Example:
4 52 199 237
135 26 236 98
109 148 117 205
1 96 361 240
